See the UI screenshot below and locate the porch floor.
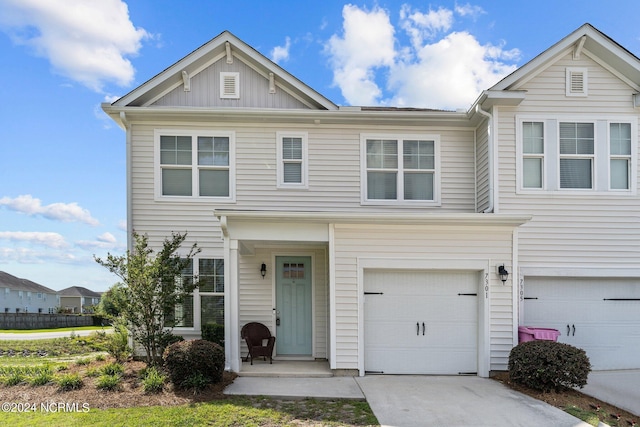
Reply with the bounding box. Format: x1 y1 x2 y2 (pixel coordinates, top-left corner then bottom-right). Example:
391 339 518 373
238 360 332 377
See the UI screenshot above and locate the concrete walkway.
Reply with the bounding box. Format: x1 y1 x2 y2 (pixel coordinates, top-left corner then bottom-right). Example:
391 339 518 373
225 375 591 427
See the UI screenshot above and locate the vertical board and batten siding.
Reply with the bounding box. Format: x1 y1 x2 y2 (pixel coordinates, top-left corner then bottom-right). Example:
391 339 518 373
476 122 490 212
152 58 310 109
238 246 328 359
332 224 515 371
497 51 640 267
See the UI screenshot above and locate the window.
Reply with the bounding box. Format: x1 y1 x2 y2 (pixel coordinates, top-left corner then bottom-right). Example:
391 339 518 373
517 116 636 193
156 130 234 200
37 293 42 299
277 132 308 188
522 122 544 189
610 123 631 190
362 135 439 204
166 258 225 330
559 122 594 189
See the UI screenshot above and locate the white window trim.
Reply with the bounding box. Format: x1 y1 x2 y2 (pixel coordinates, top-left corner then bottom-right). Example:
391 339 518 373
276 131 308 189
154 129 236 202
558 122 595 191
360 133 441 206
516 115 637 195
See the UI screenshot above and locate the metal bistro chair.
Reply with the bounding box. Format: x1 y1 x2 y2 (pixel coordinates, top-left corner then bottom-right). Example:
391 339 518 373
241 322 276 365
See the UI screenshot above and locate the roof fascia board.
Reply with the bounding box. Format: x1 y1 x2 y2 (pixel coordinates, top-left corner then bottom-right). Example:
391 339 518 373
582 49 640 91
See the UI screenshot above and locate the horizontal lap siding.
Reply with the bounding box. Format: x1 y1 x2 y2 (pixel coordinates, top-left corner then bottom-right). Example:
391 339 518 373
497 52 640 268
476 123 489 212
332 224 515 371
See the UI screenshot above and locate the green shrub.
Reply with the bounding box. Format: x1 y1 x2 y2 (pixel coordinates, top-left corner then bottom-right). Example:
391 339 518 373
57 373 83 391
101 362 125 376
104 321 131 363
75 357 91 366
201 323 224 347
29 366 55 386
163 339 224 389
4 372 25 386
181 372 209 392
508 340 591 392
95 374 121 391
94 354 106 362
142 366 166 394
84 367 101 378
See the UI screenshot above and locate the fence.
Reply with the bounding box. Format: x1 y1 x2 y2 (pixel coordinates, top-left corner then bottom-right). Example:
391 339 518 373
0 313 96 329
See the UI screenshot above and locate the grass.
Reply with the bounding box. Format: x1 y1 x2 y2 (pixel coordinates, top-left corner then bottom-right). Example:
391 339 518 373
0 326 112 334
0 333 110 356
0 397 378 427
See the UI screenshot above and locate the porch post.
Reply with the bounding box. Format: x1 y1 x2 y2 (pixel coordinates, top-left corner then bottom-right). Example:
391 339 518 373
228 239 241 372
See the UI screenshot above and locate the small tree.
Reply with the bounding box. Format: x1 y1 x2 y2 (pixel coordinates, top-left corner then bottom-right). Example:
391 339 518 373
97 283 127 319
95 231 200 365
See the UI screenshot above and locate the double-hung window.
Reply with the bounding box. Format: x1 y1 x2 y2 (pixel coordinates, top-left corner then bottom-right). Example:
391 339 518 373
559 122 594 189
517 116 636 193
276 132 308 188
610 123 631 190
362 135 439 204
156 130 235 200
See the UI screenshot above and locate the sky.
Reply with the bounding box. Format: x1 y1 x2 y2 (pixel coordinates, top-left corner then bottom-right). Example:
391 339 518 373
1 0 639 293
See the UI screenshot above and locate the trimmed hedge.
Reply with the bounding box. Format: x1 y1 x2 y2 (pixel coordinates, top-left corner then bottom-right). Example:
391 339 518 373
201 323 224 347
163 339 224 389
508 340 591 392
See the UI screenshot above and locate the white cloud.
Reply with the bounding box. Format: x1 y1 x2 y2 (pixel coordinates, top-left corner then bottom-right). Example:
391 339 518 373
325 4 396 105
117 220 127 232
324 3 520 109
270 36 291 64
0 0 149 92
0 195 100 226
0 231 67 249
0 247 77 264
76 232 123 251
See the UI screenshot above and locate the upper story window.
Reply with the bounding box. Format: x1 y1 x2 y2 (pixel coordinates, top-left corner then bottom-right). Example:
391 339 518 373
155 130 235 201
517 116 636 194
276 132 308 188
361 134 440 205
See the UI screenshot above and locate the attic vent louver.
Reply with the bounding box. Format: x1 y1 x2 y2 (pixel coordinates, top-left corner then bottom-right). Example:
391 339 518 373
220 72 239 99
566 67 588 97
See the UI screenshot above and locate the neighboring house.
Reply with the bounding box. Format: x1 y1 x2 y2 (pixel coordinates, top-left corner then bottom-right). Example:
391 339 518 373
0 271 58 314
58 286 102 314
102 23 640 376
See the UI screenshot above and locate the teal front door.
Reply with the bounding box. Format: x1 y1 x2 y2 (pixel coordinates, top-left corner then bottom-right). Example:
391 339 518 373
276 256 312 356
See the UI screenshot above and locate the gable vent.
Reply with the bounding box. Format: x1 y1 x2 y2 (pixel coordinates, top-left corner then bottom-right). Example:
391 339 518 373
566 67 587 97
220 72 239 99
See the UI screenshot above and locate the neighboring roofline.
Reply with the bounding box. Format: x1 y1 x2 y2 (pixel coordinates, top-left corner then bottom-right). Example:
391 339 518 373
0 272 57 294
112 30 338 111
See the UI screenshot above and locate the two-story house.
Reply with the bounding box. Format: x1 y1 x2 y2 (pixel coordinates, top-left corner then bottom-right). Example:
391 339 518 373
0 271 58 314
103 23 640 376
58 286 102 314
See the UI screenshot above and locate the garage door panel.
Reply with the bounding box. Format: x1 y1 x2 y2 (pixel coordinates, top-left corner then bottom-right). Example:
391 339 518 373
364 270 479 375
523 277 640 370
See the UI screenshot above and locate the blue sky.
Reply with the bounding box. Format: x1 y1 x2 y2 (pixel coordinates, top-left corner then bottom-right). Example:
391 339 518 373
1 0 639 292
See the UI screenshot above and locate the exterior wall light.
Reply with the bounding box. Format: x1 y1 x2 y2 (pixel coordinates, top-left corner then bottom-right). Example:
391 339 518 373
497 264 509 283
260 263 267 279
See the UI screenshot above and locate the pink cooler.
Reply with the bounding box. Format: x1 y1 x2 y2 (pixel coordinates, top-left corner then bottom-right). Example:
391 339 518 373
518 326 560 343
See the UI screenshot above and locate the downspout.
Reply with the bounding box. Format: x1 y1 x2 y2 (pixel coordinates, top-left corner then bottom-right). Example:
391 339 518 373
475 105 494 213
119 112 133 250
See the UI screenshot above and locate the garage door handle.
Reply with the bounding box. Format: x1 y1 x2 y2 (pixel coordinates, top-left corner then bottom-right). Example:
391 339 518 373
567 324 570 336
417 322 420 336
422 322 425 335
572 324 575 336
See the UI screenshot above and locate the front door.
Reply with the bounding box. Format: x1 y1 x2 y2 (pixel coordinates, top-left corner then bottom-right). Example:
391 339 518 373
276 256 312 356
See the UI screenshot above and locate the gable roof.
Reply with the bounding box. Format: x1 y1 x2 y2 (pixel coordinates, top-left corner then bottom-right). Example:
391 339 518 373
491 23 640 93
58 286 102 298
0 271 56 294
111 30 337 111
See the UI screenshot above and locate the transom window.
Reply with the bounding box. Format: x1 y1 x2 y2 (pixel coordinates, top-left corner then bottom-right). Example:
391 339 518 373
362 135 439 204
517 117 636 193
155 130 235 200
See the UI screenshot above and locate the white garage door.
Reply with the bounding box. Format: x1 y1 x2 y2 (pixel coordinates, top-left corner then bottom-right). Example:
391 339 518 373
523 277 640 370
364 270 478 375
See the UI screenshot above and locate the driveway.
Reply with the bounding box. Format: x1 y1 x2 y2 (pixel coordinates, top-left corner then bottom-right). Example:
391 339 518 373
581 370 640 416
355 376 591 427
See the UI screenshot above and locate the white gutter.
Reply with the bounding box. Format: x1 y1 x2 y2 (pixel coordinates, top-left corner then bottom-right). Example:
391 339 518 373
120 112 133 251
475 105 494 213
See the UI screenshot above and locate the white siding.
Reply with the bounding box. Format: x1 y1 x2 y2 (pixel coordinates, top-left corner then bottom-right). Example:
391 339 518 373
476 121 489 212
332 223 515 372
497 52 640 268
